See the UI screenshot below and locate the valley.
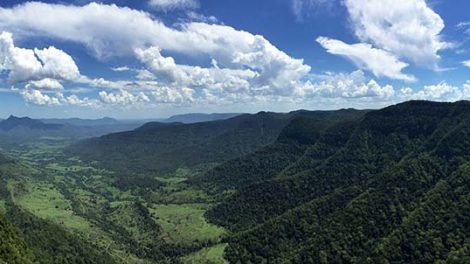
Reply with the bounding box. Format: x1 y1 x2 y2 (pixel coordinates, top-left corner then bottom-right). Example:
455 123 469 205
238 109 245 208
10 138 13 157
0 140 228 263
0 101 469 263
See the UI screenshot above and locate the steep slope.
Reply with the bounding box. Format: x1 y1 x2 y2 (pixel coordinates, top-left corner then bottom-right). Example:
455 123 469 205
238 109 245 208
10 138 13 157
203 101 470 263
0 152 118 264
188 109 367 193
0 211 35 264
68 110 360 175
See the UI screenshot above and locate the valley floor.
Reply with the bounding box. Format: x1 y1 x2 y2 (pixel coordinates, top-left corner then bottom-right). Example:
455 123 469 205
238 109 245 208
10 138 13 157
0 141 228 264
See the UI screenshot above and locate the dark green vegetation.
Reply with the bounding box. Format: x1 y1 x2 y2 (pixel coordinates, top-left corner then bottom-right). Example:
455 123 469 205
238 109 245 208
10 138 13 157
2 101 470 263
203 101 470 263
0 210 35 264
68 109 366 175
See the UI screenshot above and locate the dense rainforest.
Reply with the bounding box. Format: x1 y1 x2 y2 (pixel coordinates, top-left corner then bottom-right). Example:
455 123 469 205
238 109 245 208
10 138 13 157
204 101 470 263
0 101 469 263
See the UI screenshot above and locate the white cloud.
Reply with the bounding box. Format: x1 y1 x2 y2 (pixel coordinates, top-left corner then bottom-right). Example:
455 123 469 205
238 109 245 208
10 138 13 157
25 78 64 90
463 60 470 68
149 0 199 11
343 0 449 68
399 82 463 101
135 46 258 93
58 93 99 107
0 3 310 93
99 90 150 105
21 89 61 106
20 88 99 107
300 70 395 99
316 37 415 82
34 46 80 81
151 86 195 104
111 66 131 72
0 31 80 85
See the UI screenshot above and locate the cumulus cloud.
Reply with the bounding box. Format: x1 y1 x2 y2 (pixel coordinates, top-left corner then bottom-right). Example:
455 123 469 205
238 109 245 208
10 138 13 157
99 90 150 105
343 0 449 68
135 46 258 93
148 0 199 11
0 31 80 86
151 86 195 104
316 37 415 82
399 82 462 101
21 89 61 106
2 1 464 110
20 88 100 107
25 78 64 90
0 1 313 107
300 70 395 99
463 60 470 68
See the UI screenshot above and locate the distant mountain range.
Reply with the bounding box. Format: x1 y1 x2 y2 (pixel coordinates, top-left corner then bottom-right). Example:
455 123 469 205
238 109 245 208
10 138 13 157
0 113 246 144
40 117 122 126
0 115 63 131
0 115 144 144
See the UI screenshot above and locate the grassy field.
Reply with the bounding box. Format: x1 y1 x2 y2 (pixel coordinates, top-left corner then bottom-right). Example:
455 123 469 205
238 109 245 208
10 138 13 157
1 140 229 263
183 243 228 264
12 181 93 233
150 203 226 246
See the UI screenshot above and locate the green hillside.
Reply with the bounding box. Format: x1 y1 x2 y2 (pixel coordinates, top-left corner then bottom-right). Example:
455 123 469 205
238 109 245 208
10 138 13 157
0 211 35 264
204 101 470 263
1 101 469 263
67 110 365 175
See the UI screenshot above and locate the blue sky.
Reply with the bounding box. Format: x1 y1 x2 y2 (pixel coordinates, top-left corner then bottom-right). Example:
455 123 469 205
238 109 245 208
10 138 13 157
0 0 469 119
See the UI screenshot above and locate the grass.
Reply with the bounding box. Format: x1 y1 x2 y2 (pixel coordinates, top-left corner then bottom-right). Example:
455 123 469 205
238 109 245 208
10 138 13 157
150 203 226 246
182 243 228 264
13 181 93 233
0 200 5 212
2 140 229 263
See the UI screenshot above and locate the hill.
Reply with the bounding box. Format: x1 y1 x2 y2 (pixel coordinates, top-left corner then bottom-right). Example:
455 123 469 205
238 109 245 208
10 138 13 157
0 115 63 131
0 116 144 144
163 113 243 124
202 101 470 263
67 109 366 175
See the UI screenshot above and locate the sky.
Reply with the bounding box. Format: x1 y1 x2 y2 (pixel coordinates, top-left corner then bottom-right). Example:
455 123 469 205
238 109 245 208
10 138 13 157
0 0 470 119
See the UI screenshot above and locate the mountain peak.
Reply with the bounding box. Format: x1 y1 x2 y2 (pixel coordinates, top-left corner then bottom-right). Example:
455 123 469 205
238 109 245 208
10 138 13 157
0 115 62 131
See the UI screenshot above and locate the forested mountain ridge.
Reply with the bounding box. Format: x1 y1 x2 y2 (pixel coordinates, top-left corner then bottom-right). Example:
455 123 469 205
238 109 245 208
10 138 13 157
68 109 367 175
1 101 469 263
188 109 367 193
203 100 470 263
